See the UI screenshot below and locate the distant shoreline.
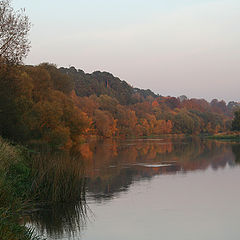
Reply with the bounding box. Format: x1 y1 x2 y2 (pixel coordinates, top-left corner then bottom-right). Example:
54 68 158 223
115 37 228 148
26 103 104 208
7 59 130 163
208 132 240 141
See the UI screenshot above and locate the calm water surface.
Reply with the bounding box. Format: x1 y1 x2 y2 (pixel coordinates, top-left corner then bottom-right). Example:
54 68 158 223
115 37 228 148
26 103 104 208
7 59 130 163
29 138 240 240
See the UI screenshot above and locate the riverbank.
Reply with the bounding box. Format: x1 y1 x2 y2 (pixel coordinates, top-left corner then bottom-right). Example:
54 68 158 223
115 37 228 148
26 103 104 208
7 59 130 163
0 136 87 240
208 131 240 141
0 137 40 240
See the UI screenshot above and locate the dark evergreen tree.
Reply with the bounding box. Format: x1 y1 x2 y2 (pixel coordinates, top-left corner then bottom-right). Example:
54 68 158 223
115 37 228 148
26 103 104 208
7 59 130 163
232 110 240 131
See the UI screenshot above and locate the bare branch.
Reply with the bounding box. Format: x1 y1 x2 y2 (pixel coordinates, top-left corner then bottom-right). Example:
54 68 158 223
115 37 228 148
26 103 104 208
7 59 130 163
0 0 31 64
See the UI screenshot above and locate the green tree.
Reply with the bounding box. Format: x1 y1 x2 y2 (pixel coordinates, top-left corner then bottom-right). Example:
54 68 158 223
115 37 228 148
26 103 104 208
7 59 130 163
173 111 195 134
232 110 240 131
40 63 74 94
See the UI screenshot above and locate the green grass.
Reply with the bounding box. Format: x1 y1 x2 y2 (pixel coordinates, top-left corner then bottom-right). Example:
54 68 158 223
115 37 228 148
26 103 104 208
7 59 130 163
0 204 41 240
0 137 42 240
0 136 87 239
208 133 240 141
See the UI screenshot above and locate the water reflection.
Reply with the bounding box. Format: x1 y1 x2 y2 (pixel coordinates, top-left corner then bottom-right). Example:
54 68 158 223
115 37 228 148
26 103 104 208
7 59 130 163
30 201 88 239
232 144 240 163
84 138 236 200
29 138 240 239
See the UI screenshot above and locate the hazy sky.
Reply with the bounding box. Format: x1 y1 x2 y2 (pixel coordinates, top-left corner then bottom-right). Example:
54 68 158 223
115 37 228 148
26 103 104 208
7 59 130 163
13 0 240 102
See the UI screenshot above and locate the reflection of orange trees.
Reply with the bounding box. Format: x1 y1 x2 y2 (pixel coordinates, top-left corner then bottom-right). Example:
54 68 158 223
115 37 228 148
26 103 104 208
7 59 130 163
83 140 174 180
112 141 118 157
173 140 233 171
82 139 120 178
147 146 157 159
76 140 232 179
205 140 229 151
134 141 173 158
118 146 138 165
156 142 173 154
84 139 235 199
139 144 150 155
79 143 93 160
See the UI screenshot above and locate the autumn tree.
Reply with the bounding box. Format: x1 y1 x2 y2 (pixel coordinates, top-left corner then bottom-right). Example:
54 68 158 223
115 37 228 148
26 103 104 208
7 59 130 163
94 109 117 137
0 0 31 64
115 105 138 136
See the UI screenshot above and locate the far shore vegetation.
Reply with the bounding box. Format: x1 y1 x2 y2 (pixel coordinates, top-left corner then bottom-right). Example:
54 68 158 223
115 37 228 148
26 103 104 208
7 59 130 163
1 62 239 149
209 110 240 140
208 131 240 141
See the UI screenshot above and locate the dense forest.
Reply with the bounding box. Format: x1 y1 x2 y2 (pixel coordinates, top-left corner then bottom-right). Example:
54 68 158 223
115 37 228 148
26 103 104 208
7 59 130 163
1 63 239 149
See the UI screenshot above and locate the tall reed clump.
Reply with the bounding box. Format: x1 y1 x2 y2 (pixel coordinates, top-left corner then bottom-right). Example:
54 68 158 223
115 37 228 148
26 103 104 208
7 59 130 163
31 150 86 203
0 137 41 240
0 137 87 239
27 149 88 238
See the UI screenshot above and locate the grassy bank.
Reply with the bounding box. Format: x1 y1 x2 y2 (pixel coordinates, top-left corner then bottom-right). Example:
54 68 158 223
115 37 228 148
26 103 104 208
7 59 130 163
0 137 41 240
0 136 87 239
208 132 240 141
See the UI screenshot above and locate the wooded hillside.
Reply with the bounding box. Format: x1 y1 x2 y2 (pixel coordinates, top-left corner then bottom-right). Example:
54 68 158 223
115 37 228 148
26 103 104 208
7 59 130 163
0 63 238 149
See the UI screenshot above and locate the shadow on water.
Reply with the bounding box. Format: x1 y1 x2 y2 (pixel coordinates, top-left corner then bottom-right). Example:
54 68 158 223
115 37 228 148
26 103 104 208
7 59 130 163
232 144 240 163
28 137 240 239
29 201 88 239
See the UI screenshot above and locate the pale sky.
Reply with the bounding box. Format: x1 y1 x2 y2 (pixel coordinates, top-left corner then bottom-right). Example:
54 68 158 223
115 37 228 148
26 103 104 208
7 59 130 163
13 0 240 102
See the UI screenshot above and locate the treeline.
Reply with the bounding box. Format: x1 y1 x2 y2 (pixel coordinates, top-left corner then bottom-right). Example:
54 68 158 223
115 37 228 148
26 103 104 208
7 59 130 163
0 63 237 148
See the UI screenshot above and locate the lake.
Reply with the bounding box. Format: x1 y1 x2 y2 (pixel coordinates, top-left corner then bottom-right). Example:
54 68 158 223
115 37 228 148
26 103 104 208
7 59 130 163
28 137 240 240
